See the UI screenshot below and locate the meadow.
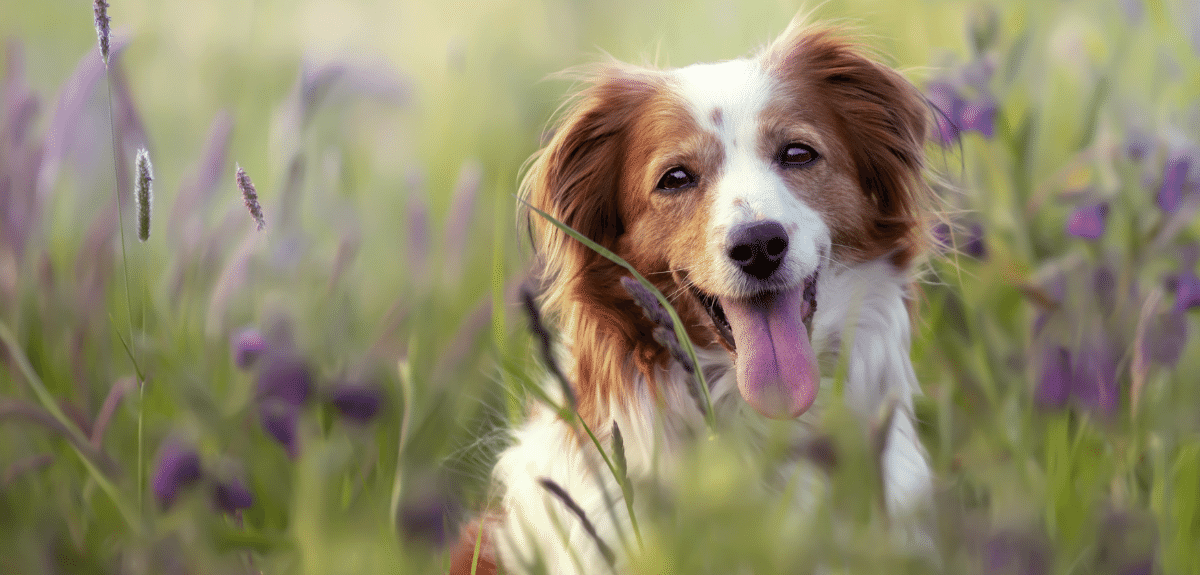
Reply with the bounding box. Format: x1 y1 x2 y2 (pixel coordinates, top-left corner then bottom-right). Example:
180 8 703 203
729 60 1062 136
1 0 1198 573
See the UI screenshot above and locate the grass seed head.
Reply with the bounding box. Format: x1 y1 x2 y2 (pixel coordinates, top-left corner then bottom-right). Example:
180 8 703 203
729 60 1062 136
135 148 152 242
236 164 266 231
620 276 673 330
93 0 111 66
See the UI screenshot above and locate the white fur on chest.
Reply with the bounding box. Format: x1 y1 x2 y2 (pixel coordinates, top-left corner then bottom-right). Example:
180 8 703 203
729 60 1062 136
488 258 932 574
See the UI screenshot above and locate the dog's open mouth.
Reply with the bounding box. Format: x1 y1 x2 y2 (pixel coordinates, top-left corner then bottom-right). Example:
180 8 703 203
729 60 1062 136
691 272 820 419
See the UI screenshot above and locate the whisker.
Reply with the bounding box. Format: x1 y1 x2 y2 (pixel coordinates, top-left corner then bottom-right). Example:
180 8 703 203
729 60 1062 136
644 267 690 277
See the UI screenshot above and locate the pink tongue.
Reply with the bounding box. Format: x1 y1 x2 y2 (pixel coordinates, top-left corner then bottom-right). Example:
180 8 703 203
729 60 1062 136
721 286 818 419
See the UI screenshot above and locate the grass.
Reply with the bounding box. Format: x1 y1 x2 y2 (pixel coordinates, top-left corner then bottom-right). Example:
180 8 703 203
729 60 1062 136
1 0 1198 573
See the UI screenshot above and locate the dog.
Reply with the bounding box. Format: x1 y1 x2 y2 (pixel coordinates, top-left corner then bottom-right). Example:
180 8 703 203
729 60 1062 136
451 18 937 575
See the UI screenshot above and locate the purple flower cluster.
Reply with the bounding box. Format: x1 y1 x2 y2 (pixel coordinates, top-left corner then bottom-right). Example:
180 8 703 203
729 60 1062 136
151 440 202 509
933 221 988 259
1123 128 1199 217
1034 121 1199 421
1065 202 1109 240
983 529 1051 575
926 55 998 146
232 325 385 457
151 439 253 515
619 276 695 373
1033 244 1196 417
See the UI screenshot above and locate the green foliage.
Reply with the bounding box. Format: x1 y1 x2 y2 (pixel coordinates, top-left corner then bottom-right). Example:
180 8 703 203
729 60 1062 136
1 0 1198 573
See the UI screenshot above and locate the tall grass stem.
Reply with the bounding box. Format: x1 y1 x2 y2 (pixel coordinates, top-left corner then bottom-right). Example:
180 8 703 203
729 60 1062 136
522 201 717 434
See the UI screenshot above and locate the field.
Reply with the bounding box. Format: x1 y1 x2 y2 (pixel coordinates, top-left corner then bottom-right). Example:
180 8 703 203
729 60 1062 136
1 0 1198 573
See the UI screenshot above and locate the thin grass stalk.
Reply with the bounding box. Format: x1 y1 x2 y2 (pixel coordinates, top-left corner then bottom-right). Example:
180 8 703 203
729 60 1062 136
517 263 643 549
489 188 522 424
610 422 642 547
537 478 617 571
389 354 415 539
136 363 144 512
134 148 152 513
575 418 641 549
523 202 717 434
103 61 138 369
1 399 115 471
0 323 140 532
96 13 148 512
470 515 485 575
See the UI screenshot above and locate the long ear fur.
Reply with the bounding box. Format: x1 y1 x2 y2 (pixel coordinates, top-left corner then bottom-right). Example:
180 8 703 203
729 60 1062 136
520 65 672 427
763 26 934 267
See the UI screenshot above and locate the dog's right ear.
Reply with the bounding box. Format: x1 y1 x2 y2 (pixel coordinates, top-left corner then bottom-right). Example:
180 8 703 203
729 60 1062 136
522 65 661 306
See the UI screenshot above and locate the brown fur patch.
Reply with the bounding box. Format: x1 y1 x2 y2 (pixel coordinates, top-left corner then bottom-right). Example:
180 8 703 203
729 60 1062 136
524 65 721 427
447 513 500 575
760 27 932 266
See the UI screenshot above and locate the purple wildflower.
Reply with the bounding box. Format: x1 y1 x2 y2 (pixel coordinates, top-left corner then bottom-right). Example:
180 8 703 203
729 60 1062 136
927 81 964 145
1158 154 1190 214
212 476 254 514
259 400 299 457
152 441 203 509
1072 340 1120 418
1035 346 1071 410
400 493 456 547
933 222 953 250
958 97 997 138
1094 266 1118 314
983 529 1051 575
1096 508 1158 575
927 78 996 145
1170 268 1200 311
256 353 313 406
931 221 986 258
329 383 384 424
1120 558 1153 575
964 222 987 259
1143 308 1187 367
231 327 267 369
620 276 672 329
1125 129 1153 162
1066 202 1109 240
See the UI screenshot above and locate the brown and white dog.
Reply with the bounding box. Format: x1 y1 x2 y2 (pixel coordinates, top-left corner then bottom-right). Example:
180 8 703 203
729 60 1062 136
452 18 936 575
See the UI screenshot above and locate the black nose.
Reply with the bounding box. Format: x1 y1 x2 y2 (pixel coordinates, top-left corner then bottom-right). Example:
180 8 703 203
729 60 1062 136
727 221 789 280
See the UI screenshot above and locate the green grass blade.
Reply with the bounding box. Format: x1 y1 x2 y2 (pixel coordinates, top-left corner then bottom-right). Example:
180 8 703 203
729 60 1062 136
523 201 717 434
0 322 141 534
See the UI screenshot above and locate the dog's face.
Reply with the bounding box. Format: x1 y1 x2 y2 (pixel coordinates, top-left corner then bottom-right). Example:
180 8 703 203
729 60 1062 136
526 25 930 424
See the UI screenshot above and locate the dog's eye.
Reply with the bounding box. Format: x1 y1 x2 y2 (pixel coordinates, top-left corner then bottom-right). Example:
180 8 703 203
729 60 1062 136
779 143 819 167
656 167 696 191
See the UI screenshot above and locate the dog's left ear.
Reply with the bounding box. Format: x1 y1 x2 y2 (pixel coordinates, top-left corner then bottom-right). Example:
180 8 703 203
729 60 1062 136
764 26 932 257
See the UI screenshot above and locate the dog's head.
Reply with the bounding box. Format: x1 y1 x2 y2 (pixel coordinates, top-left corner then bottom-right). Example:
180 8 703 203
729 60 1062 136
523 22 931 425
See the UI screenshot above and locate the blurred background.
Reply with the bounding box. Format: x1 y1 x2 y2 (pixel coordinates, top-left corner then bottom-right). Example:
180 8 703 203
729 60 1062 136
1 0 1198 573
